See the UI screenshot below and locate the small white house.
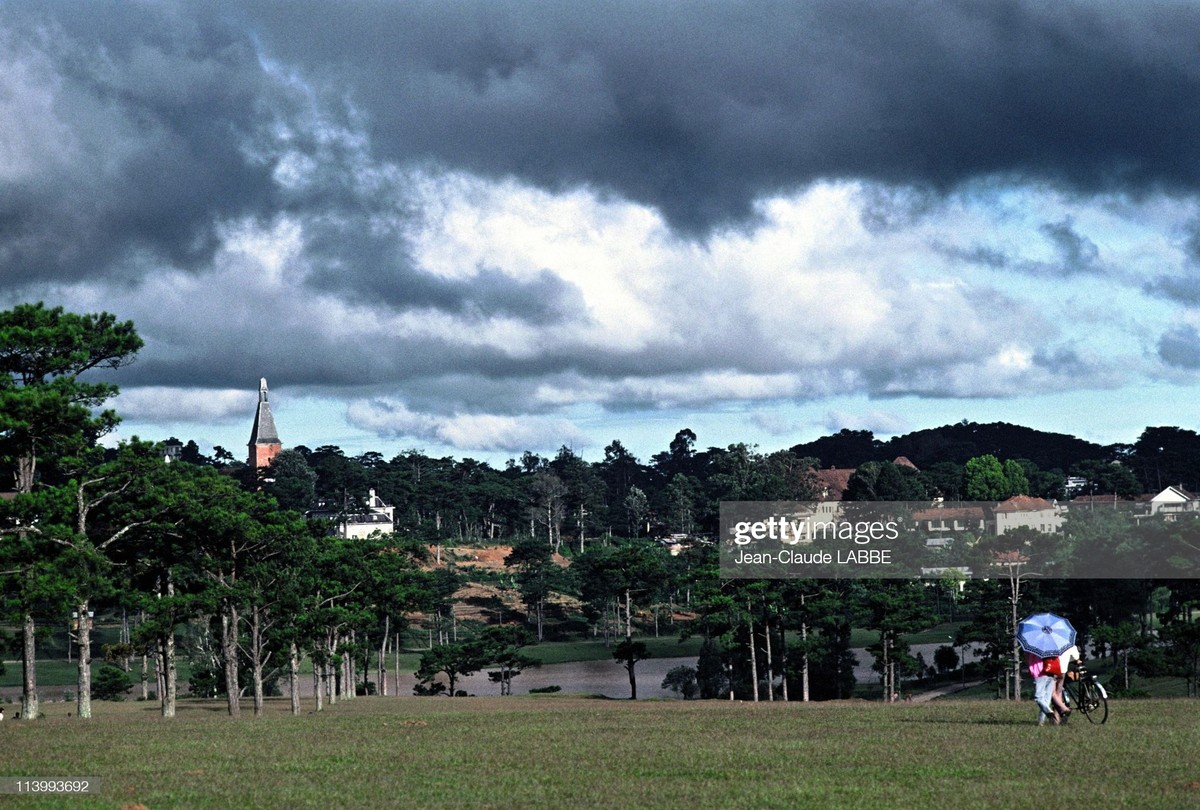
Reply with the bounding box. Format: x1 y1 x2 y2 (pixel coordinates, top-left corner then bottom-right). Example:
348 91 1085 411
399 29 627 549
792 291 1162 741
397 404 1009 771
994 495 1063 535
309 488 395 539
1147 486 1198 519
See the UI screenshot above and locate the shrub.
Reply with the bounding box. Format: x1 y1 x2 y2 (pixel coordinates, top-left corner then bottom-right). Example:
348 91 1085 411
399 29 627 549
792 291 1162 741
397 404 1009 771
93 664 132 701
661 665 699 700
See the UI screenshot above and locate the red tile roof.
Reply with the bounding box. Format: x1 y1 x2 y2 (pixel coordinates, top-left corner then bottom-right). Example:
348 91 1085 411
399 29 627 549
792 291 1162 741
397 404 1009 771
812 467 854 501
994 495 1056 512
911 506 986 521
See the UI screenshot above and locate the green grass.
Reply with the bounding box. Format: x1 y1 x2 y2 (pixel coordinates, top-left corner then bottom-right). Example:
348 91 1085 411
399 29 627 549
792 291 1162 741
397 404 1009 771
847 621 967 648
0 696 1196 808
0 659 192 691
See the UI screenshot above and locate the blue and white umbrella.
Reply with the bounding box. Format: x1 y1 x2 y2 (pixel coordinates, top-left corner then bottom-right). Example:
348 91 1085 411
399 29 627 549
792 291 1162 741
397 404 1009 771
1017 612 1077 658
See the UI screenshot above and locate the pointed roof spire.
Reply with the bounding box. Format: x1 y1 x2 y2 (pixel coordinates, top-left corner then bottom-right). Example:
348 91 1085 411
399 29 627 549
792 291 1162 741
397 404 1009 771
249 377 280 447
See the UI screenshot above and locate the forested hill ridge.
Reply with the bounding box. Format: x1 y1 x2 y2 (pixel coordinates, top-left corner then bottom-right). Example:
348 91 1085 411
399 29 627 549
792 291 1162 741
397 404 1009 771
193 420 1200 531
789 421 1106 472
789 421 1200 498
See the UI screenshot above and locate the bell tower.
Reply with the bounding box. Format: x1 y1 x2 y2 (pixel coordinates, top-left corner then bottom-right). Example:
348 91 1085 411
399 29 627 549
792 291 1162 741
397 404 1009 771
247 377 283 469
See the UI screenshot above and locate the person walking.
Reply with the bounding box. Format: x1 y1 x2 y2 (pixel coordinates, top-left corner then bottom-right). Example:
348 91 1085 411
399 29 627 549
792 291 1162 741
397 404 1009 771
1027 652 1060 726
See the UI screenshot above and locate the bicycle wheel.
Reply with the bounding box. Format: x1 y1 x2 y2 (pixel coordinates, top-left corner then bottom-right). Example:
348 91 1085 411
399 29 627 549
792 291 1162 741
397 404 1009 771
1077 679 1108 724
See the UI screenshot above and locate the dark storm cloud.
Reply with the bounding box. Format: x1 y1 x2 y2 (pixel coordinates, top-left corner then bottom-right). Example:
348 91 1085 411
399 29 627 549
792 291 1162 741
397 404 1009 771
6 0 1199 280
1185 221 1200 265
228 0 1200 232
1039 218 1102 273
0 3 279 284
304 221 587 324
0 0 1190 440
1158 325 1200 370
1143 221 1200 304
1143 276 1200 307
935 242 1012 270
936 217 1104 277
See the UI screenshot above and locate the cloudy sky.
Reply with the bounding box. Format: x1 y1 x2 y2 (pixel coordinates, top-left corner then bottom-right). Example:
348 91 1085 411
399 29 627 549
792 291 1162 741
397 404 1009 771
5 0 1200 464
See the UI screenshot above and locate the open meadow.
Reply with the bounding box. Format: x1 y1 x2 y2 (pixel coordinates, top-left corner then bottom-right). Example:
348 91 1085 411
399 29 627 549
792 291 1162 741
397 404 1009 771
1 696 1197 809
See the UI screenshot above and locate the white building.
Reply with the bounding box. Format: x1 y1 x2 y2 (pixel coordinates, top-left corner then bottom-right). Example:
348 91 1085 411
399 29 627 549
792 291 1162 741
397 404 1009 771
994 495 1063 535
1147 485 1197 519
309 488 395 539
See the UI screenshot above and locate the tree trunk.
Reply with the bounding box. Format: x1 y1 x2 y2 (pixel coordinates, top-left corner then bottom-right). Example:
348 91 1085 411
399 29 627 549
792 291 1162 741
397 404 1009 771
887 636 893 701
747 599 759 703
1010 576 1022 702
161 627 177 718
800 597 811 702
15 449 35 498
379 618 389 696
76 602 93 719
290 642 301 716
250 607 265 717
221 602 241 717
625 588 633 639
21 612 38 720
764 612 775 702
1012 642 1021 700
779 607 789 702
314 663 323 712
327 656 337 706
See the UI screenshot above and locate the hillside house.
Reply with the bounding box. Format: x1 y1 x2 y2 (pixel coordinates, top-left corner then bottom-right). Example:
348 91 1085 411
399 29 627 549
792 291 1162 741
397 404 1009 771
994 495 1063 535
309 488 395 539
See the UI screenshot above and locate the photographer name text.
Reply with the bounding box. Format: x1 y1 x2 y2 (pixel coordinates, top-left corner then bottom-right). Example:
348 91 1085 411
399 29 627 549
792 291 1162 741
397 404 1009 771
732 548 893 566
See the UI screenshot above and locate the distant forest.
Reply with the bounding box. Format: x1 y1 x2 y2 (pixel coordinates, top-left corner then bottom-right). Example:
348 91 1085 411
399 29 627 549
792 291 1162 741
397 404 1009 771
161 420 1200 545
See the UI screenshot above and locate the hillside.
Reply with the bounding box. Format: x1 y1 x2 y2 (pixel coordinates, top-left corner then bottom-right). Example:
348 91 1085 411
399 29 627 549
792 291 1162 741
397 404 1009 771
791 420 1108 472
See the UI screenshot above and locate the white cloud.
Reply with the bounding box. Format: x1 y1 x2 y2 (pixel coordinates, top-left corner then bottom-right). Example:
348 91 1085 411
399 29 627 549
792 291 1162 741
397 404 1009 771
114 387 253 423
21 168 1179 454
346 398 590 453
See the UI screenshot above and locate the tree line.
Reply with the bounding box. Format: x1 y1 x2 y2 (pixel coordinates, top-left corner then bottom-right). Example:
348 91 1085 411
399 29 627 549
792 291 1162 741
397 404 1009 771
3 302 1200 718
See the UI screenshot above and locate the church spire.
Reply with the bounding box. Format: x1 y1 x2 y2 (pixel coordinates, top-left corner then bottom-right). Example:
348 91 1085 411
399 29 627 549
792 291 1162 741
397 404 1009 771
248 377 282 468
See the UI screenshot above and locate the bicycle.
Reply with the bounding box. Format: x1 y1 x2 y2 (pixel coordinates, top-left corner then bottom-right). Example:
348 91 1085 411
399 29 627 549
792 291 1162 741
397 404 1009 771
1062 659 1108 724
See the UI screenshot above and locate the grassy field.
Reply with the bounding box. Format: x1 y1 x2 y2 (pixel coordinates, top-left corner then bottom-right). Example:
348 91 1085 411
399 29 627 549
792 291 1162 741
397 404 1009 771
0 695 1197 808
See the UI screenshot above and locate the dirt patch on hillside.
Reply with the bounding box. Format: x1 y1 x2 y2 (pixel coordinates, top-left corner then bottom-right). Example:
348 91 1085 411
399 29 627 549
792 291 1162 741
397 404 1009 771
426 545 570 571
